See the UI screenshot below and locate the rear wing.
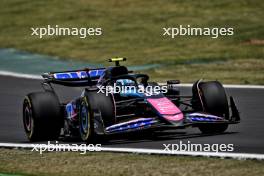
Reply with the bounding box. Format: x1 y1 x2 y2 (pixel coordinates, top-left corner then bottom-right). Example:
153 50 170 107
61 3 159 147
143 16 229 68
42 68 105 86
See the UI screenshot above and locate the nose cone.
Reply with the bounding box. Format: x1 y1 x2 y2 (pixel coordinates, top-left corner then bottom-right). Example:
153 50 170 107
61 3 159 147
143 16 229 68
147 97 184 122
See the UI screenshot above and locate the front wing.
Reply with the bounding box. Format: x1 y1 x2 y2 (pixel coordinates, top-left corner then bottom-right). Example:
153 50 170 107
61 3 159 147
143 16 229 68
93 96 240 135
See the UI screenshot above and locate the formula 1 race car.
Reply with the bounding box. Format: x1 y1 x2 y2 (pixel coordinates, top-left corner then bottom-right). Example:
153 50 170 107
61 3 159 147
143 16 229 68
23 58 240 142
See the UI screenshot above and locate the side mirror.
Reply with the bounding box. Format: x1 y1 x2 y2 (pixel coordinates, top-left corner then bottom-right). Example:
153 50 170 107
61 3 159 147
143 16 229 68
141 77 148 87
167 80 180 85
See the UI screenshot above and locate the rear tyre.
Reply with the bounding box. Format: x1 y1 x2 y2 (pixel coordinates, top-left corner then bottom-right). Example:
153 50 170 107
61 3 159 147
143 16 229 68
23 91 62 141
192 81 229 134
79 90 115 143
79 96 93 142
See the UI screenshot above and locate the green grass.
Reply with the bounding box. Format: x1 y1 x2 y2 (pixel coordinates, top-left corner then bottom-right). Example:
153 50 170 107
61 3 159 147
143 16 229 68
0 0 263 84
0 149 263 176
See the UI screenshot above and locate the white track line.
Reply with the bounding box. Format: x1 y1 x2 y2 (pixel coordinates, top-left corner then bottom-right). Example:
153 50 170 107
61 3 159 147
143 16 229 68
0 71 41 79
0 71 264 89
178 84 264 89
0 143 263 160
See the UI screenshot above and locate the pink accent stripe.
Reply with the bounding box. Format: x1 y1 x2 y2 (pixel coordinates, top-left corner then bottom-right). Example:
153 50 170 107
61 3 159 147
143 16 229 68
147 97 183 121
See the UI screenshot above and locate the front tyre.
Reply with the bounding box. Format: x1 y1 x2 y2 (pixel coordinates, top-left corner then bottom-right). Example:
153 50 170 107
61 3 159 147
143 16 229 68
192 81 229 134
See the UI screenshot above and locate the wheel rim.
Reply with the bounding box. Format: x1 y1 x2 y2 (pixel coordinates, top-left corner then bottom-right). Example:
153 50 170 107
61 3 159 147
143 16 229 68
80 103 89 137
23 100 33 133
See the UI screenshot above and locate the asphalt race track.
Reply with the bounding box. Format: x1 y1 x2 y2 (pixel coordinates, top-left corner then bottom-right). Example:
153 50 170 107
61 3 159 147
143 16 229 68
0 76 264 154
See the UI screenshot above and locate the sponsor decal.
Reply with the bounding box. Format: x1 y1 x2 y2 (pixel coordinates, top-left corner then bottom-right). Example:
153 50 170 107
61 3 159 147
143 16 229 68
147 97 183 121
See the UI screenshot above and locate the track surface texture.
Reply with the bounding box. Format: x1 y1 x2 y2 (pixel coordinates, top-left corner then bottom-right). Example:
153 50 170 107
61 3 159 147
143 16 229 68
0 76 263 154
